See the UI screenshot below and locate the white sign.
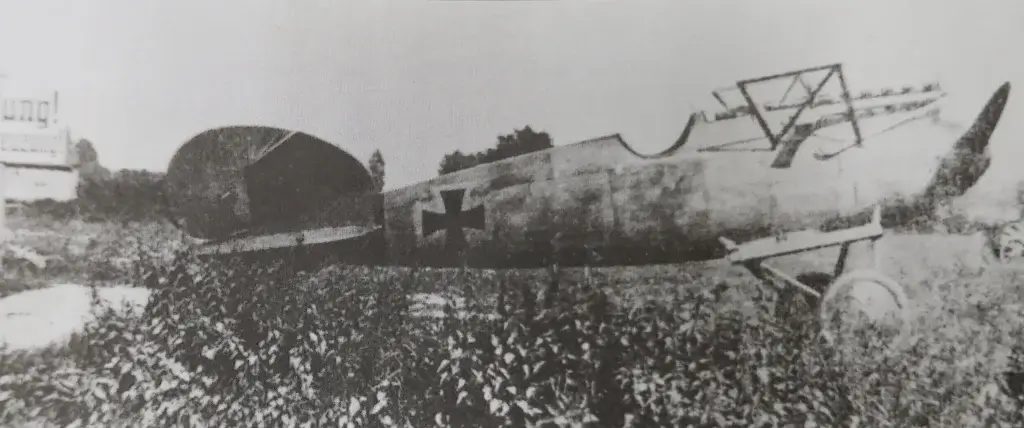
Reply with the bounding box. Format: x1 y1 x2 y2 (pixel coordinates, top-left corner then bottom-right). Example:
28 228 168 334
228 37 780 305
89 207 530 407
0 74 59 132
0 90 59 132
0 77 68 166
2 95 57 129
4 166 77 202
0 128 69 166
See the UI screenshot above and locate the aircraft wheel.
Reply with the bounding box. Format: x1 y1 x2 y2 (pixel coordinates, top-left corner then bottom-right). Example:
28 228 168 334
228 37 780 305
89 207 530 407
818 269 913 352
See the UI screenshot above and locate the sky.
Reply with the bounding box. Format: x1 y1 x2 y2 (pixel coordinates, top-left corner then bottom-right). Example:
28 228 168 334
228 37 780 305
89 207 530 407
0 0 1022 189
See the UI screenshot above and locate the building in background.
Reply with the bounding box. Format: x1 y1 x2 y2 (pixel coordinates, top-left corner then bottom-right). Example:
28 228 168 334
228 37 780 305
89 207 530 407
0 77 78 202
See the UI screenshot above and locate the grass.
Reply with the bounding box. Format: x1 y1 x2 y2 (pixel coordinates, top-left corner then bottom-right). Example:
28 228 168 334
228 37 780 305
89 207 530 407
3 216 1024 427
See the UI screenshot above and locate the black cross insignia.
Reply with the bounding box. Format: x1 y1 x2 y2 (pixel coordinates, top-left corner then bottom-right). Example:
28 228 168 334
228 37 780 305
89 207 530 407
421 188 485 254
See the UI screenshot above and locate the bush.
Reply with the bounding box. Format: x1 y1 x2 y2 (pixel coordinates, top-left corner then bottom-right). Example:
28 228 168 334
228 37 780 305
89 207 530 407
0 218 186 297
19 169 167 225
5 245 1024 427
3 168 189 290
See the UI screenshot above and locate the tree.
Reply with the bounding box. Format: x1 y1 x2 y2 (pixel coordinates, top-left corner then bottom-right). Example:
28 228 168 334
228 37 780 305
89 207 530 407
25 138 168 223
74 169 166 223
368 150 386 192
438 126 553 176
74 139 111 182
437 150 479 177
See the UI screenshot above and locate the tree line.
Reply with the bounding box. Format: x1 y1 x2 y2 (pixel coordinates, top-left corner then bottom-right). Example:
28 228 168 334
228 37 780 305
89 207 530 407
437 126 552 175
20 139 167 223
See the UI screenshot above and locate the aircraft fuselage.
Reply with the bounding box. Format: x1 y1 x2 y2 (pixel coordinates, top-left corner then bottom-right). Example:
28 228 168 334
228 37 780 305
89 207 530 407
373 82 1008 269
185 80 1009 272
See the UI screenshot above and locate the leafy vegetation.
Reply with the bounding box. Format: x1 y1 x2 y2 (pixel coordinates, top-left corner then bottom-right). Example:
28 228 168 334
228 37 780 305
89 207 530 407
18 169 166 225
3 231 1024 426
438 126 553 176
0 167 182 300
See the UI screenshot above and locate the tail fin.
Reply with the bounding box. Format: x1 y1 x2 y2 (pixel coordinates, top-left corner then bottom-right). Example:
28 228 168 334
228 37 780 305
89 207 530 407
921 82 1010 205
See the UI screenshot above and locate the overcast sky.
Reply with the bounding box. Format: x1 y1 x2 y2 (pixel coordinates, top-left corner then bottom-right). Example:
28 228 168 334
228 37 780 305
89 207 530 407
0 0 1021 189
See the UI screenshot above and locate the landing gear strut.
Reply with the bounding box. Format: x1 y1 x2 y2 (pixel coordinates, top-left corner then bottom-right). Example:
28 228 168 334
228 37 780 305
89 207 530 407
720 205 913 351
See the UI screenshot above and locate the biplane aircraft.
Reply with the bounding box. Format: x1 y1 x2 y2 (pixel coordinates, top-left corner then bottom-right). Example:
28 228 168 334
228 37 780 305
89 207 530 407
161 64 1011 347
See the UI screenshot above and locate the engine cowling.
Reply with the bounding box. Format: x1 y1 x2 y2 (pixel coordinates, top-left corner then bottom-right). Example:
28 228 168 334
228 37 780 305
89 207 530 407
163 126 376 241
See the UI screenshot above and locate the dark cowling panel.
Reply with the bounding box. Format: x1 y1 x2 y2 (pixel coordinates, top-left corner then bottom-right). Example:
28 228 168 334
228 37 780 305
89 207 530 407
163 125 374 240
242 132 374 229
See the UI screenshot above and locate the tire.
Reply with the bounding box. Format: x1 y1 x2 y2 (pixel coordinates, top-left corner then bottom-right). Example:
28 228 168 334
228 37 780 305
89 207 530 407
818 269 913 352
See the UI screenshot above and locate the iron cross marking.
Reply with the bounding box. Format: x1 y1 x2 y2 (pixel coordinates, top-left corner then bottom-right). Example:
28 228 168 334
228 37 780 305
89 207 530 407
421 188 485 254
